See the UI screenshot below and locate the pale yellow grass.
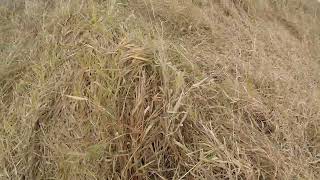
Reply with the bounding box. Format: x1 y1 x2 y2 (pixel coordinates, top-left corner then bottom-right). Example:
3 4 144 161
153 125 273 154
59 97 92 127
0 0 320 179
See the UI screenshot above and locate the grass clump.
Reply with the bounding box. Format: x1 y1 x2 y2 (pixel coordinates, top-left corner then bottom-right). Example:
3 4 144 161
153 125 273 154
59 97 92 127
1 0 320 179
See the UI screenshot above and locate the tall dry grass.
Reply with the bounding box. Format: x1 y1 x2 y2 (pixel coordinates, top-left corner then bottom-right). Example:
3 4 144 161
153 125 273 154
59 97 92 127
0 0 320 179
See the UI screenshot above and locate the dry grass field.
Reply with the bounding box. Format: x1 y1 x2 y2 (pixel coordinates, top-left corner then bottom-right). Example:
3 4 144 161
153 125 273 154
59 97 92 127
1 0 320 179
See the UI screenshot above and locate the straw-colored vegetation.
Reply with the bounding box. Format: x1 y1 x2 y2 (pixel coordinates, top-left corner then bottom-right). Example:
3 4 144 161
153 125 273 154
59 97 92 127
1 0 320 179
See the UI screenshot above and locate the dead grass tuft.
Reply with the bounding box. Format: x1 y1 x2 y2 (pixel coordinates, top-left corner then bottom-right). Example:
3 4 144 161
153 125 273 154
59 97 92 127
1 0 320 179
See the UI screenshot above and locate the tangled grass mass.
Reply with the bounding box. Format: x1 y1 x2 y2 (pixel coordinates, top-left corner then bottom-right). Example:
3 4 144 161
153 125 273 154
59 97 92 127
1 0 320 179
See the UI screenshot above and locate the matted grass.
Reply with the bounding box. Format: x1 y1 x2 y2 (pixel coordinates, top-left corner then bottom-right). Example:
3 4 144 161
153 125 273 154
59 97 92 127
1 0 320 179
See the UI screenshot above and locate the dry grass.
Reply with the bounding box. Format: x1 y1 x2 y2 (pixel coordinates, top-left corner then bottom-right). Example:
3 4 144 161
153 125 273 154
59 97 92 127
1 0 320 179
